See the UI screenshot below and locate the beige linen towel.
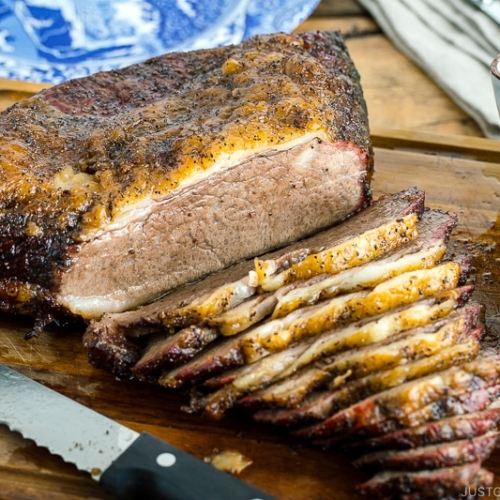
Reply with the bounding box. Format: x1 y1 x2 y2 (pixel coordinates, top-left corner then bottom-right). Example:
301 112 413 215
357 0 500 138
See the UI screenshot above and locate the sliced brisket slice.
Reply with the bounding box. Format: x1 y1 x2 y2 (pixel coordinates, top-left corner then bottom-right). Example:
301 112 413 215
238 284 473 396
84 267 257 377
349 407 500 454
206 270 464 393
398 466 493 500
249 304 472 395
270 208 455 319
253 207 455 293
240 260 464 365
252 338 480 428
317 381 500 447
296 351 499 441
130 325 220 381
200 307 480 420
158 262 461 395
76 171 494 498
252 208 419 293
128 209 462 387
357 461 493 499
238 299 480 411
131 293 279 380
158 334 245 390
353 430 500 471
0 30 373 321
163 258 465 393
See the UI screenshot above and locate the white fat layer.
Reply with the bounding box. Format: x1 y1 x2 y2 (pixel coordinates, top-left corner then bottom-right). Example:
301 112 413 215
273 242 446 316
59 275 255 320
256 214 419 292
256 316 467 403
243 262 460 363
208 294 277 336
231 298 455 393
83 131 330 241
232 344 307 391
193 275 254 310
279 298 456 381
57 292 151 319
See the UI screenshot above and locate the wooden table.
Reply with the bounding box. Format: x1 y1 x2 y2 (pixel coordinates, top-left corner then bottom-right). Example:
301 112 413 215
1 1 500 499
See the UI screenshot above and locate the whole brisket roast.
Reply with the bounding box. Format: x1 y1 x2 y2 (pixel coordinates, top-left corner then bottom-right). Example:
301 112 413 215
0 30 372 321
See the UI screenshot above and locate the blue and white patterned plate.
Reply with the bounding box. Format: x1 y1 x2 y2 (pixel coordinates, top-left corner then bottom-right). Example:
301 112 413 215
0 0 320 84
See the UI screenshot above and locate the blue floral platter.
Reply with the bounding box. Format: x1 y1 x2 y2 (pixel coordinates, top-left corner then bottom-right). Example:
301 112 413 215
0 0 320 83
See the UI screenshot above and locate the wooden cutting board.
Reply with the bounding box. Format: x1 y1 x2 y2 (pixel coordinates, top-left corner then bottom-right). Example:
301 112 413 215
1 120 500 499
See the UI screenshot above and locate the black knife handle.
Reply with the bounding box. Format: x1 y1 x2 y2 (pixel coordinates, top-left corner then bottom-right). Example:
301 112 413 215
99 432 277 500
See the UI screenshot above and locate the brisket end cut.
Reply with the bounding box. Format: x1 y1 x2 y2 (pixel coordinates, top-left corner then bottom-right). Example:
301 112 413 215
0 30 372 320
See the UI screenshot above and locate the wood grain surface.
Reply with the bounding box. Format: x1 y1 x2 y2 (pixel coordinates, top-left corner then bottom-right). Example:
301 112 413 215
1 131 500 500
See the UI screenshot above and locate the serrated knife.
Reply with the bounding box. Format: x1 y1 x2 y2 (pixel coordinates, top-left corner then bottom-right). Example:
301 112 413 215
0 364 276 500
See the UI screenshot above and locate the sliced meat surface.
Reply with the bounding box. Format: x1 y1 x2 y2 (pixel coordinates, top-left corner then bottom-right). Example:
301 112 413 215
158 261 463 394
199 304 481 419
316 381 500 447
84 187 425 377
349 407 500 453
131 325 220 380
230 294 468 396
254 207 455 293
270 208 454 319
74 179 494 499
240 260 463 364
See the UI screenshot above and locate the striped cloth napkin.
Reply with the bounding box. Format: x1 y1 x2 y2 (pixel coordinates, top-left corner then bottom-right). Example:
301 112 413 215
357 0 500 139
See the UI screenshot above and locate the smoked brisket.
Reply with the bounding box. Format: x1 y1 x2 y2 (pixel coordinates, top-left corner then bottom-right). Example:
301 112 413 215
1 20 498 498
0 30 372 321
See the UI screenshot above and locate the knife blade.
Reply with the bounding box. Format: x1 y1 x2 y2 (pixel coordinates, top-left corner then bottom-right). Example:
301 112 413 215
0 364 276 500
466 0 500 25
